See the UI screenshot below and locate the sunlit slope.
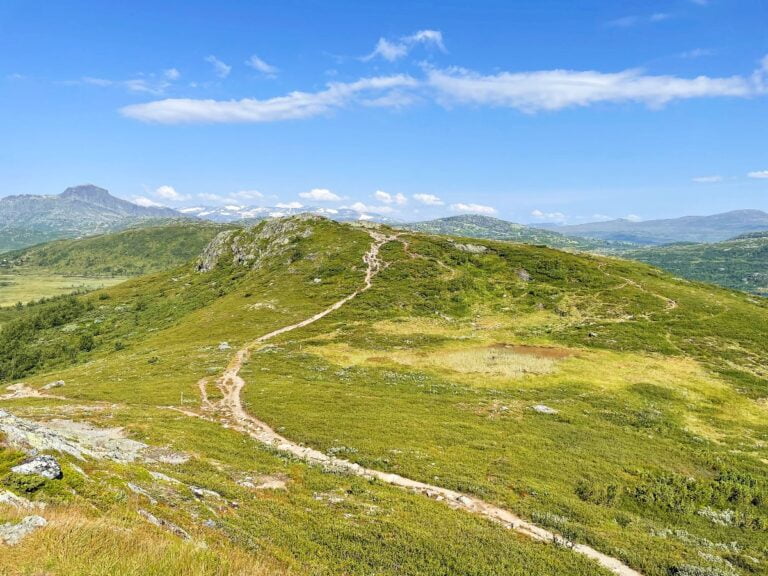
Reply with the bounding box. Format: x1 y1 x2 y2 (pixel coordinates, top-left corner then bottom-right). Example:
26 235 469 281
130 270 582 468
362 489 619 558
1 221 227 277
2 216 767 576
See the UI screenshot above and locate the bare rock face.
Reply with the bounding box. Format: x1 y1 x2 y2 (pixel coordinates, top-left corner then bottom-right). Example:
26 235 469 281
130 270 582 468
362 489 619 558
196 215 318 273
11 455 62 480
0 515 47 545
452 242 488 254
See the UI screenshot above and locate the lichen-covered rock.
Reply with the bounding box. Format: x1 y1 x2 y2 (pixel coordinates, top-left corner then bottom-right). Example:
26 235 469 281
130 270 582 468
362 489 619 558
452 242 488 254
196 215 319 273
11 455 62 480
41 380 65 390
0 515 47 545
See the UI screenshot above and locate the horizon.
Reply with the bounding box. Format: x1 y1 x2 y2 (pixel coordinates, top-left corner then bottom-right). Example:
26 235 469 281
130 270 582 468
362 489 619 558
2 1 767 225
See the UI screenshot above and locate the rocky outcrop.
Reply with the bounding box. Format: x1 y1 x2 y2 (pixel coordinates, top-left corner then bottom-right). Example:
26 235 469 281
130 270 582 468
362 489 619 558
196 215 318 272
11 455 62 480
0 515 47 546
41 380 65 390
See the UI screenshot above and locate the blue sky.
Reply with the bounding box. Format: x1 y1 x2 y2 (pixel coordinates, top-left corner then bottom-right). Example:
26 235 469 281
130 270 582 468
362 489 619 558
1 0 767 224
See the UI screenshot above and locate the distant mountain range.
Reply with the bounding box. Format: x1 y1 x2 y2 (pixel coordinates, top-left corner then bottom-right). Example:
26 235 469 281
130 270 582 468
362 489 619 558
542 210 768 245
0 185 180 252
178 205 395 223
399 215 627 251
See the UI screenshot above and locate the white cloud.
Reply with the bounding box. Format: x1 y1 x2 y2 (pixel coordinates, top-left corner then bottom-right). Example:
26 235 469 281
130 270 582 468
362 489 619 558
625 214 642 222
133 196 164 207
300 188 341 201
246 54 278 76
692 175 723 183
363 29 446 62
344 201 394 214
205 55 231 78
531 209 566 223
276 201 303 209
121 74 417 123
451 202 497 215
374 190 407 205
747 170 768 179
164 68 181 80
155 185 185 200
413 193 444 205
80 76 170 95
427 62 766 113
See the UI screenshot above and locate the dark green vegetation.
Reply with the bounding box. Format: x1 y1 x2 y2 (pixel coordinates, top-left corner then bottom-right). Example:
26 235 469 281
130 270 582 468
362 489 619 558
626 232 768 296
0 184 181 252
1 216 767 575
546 209 768 245
400 214 625 251
1 221 228 277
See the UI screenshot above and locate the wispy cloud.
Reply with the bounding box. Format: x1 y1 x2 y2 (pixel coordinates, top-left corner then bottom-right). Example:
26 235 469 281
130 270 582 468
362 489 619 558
245 54 278 76
205 55 231 78
362 29 445 62
121 75 418 123
133 196 165 207
427 57 767 113
413 193 444 205
692 175 723 183
78 75 172 95
164 68 181 80
451 202 496 215
748 170 768 179
607 13 671 28
155 185 188 201
679 48 715 59
299 188 340 201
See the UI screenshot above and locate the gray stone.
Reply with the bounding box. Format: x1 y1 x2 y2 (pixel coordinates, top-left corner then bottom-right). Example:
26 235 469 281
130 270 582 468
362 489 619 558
41 380 65 390
0 515 47 545
532 404 558 415
11 455 62 480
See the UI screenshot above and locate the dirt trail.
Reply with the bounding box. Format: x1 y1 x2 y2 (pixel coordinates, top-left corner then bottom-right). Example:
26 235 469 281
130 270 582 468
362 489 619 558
212 231 643 576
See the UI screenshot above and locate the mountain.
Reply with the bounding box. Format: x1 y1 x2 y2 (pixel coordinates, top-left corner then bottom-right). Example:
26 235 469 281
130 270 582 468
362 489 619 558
0 221 228 277
179 204 395 224
543 209 768 245
399 214 627 251
1 216 766 575
0 184 181 252
626 231 768 296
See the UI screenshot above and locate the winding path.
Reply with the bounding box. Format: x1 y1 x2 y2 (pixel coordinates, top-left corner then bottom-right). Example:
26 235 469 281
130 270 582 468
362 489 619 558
209 231 643 576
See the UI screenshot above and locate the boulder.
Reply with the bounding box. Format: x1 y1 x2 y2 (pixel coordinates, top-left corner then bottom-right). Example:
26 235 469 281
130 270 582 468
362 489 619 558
11 455 62 480
532 404 558 415
0 515 47 545
41 380 64 390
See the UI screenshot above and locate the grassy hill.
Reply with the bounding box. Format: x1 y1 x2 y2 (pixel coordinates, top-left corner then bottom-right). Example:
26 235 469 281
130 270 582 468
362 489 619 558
0 216 767 575
1 222 228 277
627 231 768 296
400 214 622 251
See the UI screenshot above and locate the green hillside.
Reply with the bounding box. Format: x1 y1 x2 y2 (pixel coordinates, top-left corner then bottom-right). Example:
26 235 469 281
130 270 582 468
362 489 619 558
627 232 768 296
1 222 228 277
400 214 632 251
1 216 767 576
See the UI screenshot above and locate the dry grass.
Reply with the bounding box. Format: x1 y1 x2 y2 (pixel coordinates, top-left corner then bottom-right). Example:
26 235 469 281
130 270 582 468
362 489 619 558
431 347 557 376
0 505 282 576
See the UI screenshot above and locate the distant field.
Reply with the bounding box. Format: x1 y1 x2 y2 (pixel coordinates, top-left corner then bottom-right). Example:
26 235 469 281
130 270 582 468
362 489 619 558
0 272 126 307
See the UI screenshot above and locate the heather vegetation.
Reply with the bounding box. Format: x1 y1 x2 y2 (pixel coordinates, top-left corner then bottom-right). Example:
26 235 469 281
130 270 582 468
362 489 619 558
1 217 766 575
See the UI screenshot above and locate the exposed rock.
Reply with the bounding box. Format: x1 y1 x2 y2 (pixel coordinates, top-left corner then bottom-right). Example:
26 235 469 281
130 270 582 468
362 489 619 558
532 404 558 415
0 490 43 510
0 515 47 545
0 409 182 464
517 269 532 282
452 242 488 254
138 509 190 540
41 380 65 390
190 486 222 499
197 215 317 273
127 482 157 504
11 455 62 480
218 342 231 351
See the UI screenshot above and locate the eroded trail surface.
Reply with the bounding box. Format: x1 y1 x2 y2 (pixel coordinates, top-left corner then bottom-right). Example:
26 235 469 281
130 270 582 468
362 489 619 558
212 231 643 576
